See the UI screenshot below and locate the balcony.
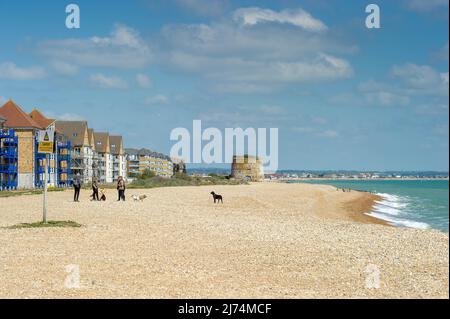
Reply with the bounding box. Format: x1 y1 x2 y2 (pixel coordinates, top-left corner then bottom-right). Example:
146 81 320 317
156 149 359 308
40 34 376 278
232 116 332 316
71 152 84 159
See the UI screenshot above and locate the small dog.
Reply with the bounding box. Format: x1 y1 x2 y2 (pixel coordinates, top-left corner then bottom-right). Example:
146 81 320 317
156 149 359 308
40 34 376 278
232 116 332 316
99 189 106 201
210 191 223 204
132 194 148 202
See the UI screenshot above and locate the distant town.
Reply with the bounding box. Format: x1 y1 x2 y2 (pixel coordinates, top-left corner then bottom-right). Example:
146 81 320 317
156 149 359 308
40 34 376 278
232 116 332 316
189 168 449 181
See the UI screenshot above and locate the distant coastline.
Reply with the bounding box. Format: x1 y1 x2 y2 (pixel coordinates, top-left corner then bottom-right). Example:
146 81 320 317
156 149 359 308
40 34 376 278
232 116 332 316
279 177 449 182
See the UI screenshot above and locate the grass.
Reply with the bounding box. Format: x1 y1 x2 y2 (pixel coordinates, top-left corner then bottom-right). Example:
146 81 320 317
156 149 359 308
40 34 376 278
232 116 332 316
4 220 82 230
0 188 66 198
128 173 247 189
1 173 246 195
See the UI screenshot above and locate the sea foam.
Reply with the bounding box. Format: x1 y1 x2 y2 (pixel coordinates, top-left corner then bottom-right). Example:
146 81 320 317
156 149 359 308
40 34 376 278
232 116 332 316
367 193 430 229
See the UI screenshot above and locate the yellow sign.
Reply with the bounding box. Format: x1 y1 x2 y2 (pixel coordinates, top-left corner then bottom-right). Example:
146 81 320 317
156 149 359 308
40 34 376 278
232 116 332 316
38 127 55 154
38 141 54 154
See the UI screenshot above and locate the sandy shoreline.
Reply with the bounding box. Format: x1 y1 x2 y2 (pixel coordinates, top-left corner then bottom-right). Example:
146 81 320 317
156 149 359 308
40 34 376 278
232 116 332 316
0 182 447 298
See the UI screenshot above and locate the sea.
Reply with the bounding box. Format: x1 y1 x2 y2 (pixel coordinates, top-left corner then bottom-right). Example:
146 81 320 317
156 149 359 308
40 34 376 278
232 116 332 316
289 180 449 232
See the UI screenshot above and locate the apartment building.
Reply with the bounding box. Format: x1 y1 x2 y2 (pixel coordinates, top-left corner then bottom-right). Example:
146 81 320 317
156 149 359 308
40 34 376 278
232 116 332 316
93 132 113 183
0 100 41 189
125 148 173 178
125 148 140 178
110 135 127 181
0 99 132 189
0 100 72 189
55 121 94 184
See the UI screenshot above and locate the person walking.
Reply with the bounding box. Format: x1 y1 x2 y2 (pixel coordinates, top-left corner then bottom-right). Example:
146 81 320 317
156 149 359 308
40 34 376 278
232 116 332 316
73 175 81 202
91 180 99 201
117 176 126 201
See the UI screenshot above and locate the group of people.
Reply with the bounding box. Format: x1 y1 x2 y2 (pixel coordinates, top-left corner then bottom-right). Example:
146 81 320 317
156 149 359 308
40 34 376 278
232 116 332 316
72 175 127 202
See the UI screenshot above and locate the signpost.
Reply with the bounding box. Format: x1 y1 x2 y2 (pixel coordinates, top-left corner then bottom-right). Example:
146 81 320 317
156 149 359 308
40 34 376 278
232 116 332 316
37 126 55 224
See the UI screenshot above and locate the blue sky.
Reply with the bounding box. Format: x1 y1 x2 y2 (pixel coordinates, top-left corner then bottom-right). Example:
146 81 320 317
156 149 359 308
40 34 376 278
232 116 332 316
0 0 448 171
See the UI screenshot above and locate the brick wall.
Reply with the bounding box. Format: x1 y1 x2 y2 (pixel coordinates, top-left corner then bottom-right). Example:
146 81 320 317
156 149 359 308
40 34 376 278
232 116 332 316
15 130 35 174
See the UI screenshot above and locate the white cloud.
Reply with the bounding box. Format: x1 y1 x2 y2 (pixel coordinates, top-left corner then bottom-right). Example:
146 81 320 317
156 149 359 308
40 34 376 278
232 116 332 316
441 72 449 85
0 62 46 80
166 51 353 87
89 74 128 89
38 24 152 69
233 7 327 32
358 80 411 106
0 96 5 105
364 91 411 107
435 42 449 62
33 7 352 94
159 7 354 93
136 74 153 88
391 63 449 96
145 95 169 105
356 64 449 108
50 61 79 76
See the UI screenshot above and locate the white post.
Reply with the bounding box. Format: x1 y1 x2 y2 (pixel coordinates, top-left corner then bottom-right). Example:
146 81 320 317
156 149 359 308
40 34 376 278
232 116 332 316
43 154 48 224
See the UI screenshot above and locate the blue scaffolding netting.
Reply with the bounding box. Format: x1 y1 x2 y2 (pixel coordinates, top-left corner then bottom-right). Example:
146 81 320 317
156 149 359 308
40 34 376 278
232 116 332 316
0 129 18 190
34 138 48 188
57 141 71 187
34 139 72 188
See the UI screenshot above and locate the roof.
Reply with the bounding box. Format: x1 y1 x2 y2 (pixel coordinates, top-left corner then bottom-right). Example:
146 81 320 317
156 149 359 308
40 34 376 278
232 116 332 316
29 109 55 129
0 100 43 129
125 148 171 161
55 121 89 146
93 132 110 153
109 135 123 155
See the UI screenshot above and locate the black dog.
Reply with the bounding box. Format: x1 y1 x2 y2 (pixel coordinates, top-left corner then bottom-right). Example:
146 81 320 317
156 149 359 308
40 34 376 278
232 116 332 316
210 191 223 204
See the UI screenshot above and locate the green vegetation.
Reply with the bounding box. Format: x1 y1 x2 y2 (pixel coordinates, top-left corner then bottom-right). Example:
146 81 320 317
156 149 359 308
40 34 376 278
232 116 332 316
4 220 82 230
129 173 246 189
139 169 157 179
0 188 66 198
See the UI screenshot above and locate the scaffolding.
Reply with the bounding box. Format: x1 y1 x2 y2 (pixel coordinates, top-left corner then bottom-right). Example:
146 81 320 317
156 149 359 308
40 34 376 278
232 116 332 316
0 129 18 190
57 141 71 187
34 139 48 188
35 137 72 188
